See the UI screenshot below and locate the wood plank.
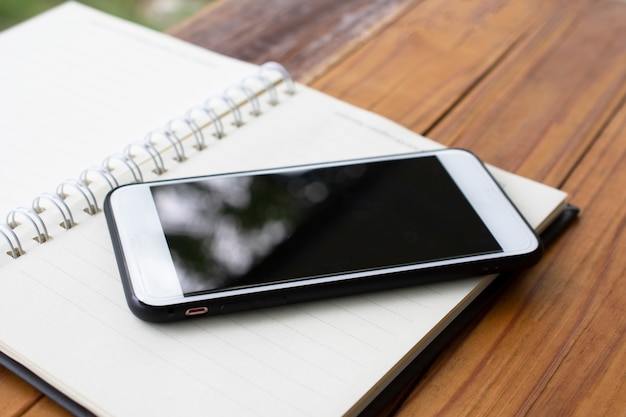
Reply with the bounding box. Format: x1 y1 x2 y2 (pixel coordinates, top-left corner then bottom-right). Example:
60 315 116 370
0 365 40 416
311 0 583 134
170 0 414 82
396 72 626 417
429 0 626 187
22 397 72 417
311 0 626 188
523 90 626 417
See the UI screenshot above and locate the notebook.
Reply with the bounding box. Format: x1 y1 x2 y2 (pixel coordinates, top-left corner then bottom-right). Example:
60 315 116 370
0 3 570 416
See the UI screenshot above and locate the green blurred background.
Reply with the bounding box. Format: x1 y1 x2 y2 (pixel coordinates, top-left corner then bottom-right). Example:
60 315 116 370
0 0 213 31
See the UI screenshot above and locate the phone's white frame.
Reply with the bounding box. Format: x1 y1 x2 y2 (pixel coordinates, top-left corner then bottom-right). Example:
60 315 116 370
108 149 539 306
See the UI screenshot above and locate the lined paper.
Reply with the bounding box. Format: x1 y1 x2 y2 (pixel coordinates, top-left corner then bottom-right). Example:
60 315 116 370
0 2 255 218
0 3 566 416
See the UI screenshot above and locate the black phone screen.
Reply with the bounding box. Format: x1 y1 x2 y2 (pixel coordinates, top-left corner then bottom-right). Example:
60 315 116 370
150 156 502 296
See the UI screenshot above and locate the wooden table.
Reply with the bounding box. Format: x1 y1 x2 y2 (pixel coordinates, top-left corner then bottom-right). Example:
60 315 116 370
2 0 626 415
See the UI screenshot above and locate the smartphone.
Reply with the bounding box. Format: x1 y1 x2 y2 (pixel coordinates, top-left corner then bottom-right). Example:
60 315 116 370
104 149 542 322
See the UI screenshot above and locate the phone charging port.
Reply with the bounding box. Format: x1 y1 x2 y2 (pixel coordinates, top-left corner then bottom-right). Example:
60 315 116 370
185 306 209 317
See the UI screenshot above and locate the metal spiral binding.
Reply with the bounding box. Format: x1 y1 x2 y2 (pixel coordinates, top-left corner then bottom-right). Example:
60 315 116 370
145 128 186 162
167 116 206 151
102 153 143 184
32 193 75 230
3 62 295 259
186 104 225 141
208 95 244 127
80 166 119 190
260 62 296 96
243 73 279 106
57 179 99 215
6 207 49 244
124 140 166 175
0 222 24 258
224 84 262 117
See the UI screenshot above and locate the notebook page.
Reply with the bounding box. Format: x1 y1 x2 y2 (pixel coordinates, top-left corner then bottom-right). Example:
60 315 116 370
1 218 491 416
0 2 256 217
0 84 564 416
0 3 567 416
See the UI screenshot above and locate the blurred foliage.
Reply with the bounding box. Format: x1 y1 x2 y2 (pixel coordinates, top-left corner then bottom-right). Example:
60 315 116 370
0 0 212 31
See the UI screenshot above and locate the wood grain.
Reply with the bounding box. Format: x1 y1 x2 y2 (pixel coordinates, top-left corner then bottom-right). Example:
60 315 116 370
397 79 626 417
311 0 575 135
429 0 626 187
22 398 72 417
3 0 626 415
308 0 626 188
170 0 415 82
0 365 40 416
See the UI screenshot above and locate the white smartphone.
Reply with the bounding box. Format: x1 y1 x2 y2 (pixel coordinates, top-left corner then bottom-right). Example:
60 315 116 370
104 149 542 322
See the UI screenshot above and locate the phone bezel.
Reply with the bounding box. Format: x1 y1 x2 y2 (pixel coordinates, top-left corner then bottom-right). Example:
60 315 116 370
105 149 541 317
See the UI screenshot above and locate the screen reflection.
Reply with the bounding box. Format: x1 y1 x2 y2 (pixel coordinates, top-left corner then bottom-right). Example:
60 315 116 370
151 157 501 296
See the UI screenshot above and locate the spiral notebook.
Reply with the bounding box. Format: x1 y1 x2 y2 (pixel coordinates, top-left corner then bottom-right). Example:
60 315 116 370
0 3 570 416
